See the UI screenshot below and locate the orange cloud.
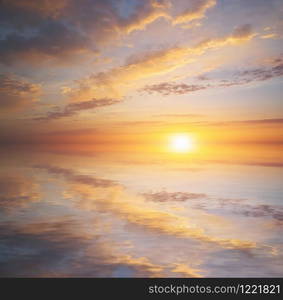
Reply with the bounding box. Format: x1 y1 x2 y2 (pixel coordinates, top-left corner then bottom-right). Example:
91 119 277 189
118 0 171 34
0 74 41 112
34 98 120 121
171 263 203 277
65 24 255 102
172 0 216 25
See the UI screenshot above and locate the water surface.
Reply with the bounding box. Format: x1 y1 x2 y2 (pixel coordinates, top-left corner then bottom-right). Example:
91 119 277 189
0 144 282 277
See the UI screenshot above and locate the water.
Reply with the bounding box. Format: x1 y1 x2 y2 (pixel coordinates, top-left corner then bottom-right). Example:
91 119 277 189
0 144 282 277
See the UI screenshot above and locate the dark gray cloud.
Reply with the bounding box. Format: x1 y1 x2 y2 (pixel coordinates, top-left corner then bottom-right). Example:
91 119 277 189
0 0 111 64
0 20 93 65
34 98 120 121
0 0 171 65
0 0 221 66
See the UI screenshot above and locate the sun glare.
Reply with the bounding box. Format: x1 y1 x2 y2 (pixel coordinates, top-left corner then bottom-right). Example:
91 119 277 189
169 134 195 153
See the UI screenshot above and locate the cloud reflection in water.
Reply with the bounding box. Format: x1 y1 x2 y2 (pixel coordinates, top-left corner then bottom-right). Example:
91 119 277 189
0 145 282 277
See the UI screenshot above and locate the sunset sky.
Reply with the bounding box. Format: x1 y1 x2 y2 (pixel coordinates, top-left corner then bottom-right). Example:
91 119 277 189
1 1 283 279
0 0 282 146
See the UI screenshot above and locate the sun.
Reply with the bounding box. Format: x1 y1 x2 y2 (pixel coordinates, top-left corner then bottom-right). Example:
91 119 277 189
169 133 195 153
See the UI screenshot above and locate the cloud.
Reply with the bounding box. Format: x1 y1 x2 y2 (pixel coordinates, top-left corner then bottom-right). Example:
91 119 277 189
34 97 120 121
66 24 255 101
0 0 215 66
0 0 69 21
117 0 171 34
42 128 98 136
0 73 41 112
260 33 278 39
231 24 253 39
38 23 258 115
172 0 216 25
113 120 165 127
226 203 283 222
140 56 283 96
121 0 216 31
170 263 202 277
141 82 207 95
212 118 283 126
160 117 283 130
155 113 204 118
142 191 207 202
236 61 283 82
0 21 94 65
0 0 168 65
212 55 283 86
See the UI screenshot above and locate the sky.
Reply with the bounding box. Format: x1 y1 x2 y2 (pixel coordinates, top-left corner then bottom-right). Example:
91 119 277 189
0 0 282 146
1 1 283 277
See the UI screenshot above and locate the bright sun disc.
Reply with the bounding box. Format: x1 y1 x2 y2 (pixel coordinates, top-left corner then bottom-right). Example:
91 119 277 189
169 134 195 153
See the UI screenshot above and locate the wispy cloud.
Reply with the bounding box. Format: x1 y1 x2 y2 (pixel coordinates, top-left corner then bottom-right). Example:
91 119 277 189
67 24 255 100
0 73 41 112
34 98 120 121
140 56 283 95
211 118 283 126
142 191 207 202
171 0 216 25
154 113 204 118
141 82 207 95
